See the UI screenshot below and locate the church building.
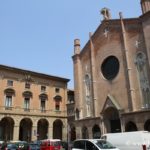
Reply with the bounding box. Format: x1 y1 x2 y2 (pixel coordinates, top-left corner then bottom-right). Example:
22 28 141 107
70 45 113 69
72 0 150 139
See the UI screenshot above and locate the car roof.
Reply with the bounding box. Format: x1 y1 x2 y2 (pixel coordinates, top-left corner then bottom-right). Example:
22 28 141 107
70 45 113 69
74 139 104 141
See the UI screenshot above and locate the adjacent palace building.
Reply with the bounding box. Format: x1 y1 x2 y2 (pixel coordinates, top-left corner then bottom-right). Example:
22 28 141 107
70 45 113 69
0 64 69 142
71 0 150 139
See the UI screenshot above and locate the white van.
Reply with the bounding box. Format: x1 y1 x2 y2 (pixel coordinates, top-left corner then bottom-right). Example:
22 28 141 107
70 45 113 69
72 139 120 150
101 131 150 150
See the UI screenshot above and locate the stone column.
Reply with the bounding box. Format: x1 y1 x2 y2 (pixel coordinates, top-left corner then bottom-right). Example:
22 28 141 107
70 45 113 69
101 116 105 135
13 124 19 141
62 124 67 141
76 126 82 139
120 115 125 132
48 126 53 139
31 126 37 141
48 120 53 139
88 126 93 139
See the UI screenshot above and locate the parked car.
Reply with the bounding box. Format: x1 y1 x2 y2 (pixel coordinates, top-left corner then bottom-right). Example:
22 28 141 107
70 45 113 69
0 141 4 150
33 140 42 146
61 141 68 150
10 141 29 150
40 139 62 150
28 143 40 150
72 139 120 150
1 143 19 150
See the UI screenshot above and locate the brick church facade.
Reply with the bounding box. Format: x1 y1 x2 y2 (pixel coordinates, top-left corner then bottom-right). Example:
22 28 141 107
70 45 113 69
72 0 150 139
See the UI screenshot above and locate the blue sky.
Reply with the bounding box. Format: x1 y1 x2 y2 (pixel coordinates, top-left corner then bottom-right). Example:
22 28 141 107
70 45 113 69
0 0 141 88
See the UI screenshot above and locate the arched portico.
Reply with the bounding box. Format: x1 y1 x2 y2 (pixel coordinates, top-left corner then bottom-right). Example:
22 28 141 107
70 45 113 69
37 118 49 140
53 119 63 139
19 118 32 142
103 107 121 133
92 124 101 138
125 121 137 132
0 117 14 141
144 119 150 131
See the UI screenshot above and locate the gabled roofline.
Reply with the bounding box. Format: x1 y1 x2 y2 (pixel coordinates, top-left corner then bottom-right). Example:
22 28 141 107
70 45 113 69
80 17 140 56
101 94 122 114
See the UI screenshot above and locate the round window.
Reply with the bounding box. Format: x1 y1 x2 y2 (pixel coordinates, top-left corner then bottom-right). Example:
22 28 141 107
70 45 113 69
101 56 119 80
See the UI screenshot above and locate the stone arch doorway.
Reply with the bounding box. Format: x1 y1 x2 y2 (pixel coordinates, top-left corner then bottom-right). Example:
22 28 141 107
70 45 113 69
0 117 14 141
82 126 89 139
92 124 101 139
125 121 137 132
19 118 32 142
144 119 150 131
103 107 121 133
37 119 49 140
53 119 63 139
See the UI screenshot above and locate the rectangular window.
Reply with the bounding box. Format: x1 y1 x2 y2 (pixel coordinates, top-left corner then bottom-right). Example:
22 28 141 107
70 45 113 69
41 86 46 92
7 80 13 86
41 99 46 112
5 96 12 109
55 101 60 111
25 83 30 89
55 88 60 93
24 97 30 111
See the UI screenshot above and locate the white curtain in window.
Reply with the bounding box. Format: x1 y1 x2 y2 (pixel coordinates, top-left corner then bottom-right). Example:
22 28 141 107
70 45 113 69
5 96 12 107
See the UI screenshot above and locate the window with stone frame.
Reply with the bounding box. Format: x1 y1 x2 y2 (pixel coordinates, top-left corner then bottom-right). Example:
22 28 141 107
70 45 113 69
25 82 30 89
55 88 60 93
55 101 60 111
5 95 12 109
41 86 46 92
40 98 46 112
24 97 30 111
7 80 13 87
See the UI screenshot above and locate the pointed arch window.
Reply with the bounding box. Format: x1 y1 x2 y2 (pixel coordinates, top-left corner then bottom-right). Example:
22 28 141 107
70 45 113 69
135 51 150 108
85 74 91 97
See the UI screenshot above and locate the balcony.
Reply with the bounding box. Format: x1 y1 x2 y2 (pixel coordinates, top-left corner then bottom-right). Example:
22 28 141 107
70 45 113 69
5 106 12 110
24 108 30 112
0 106 67 117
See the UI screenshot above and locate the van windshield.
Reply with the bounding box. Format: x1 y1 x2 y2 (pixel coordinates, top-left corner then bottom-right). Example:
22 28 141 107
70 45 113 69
95 140 116 149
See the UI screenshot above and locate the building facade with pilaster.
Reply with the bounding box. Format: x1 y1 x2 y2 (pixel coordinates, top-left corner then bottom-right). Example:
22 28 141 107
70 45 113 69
71 0 150 140
0 64 69 142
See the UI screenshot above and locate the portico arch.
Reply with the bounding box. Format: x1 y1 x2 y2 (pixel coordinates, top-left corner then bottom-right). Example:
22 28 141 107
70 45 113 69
144 119 150 131
0 117 14 141
103 107 121 133
19 118 32 142
125 121 137 132
53 119 63 139
37 118 49 140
